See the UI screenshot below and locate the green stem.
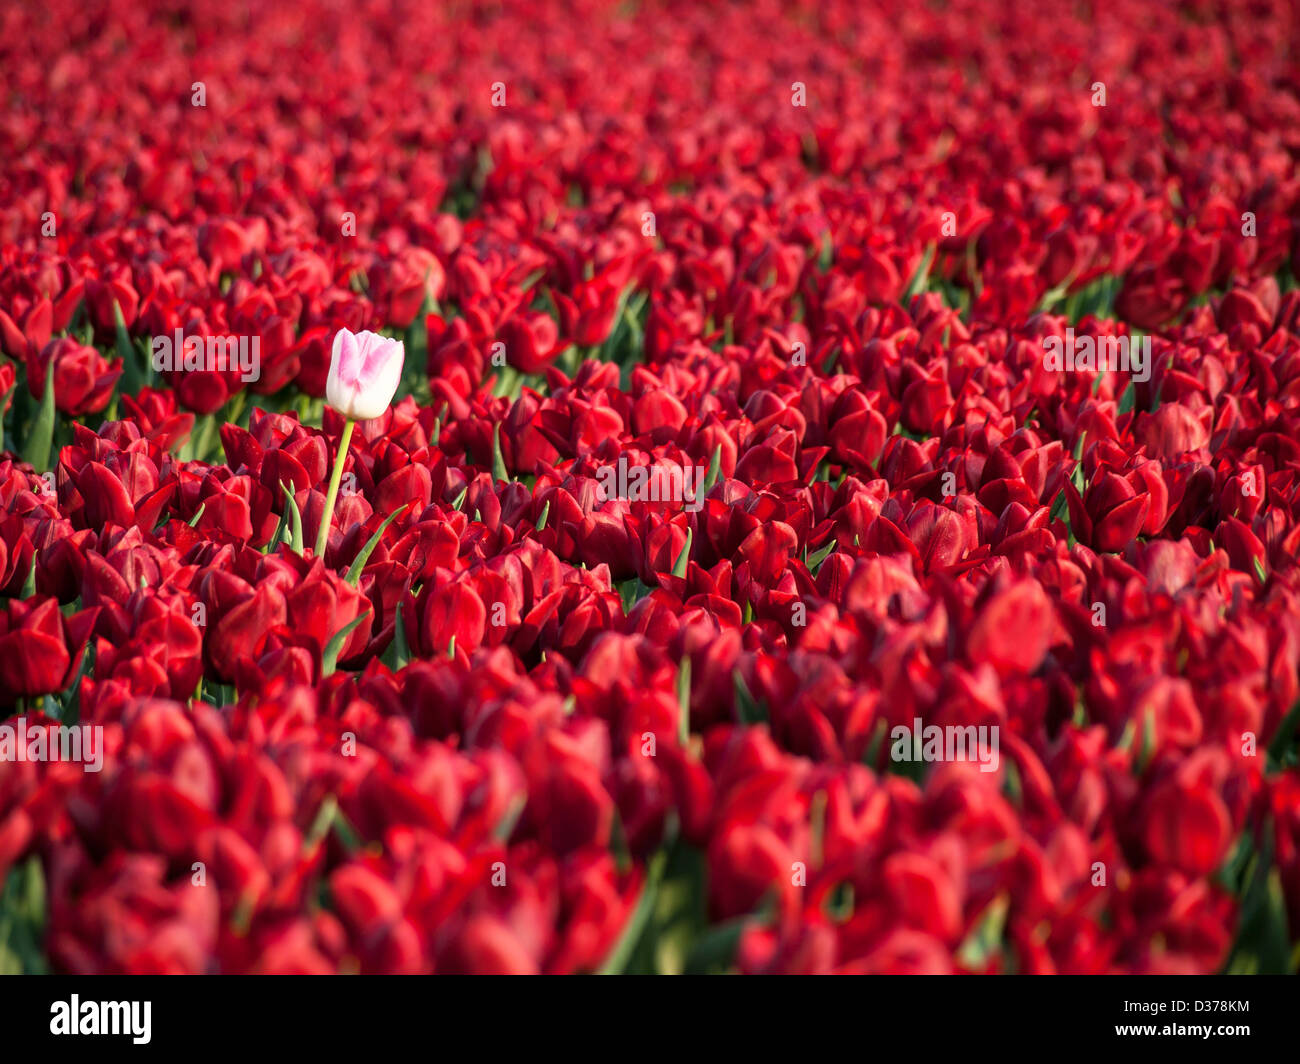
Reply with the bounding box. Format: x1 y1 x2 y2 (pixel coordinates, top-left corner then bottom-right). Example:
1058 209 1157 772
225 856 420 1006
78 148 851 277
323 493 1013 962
314 418 355 558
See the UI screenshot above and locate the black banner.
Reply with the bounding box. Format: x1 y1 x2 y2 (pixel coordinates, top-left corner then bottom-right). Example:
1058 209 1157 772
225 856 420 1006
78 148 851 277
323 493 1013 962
0 975 1291 1053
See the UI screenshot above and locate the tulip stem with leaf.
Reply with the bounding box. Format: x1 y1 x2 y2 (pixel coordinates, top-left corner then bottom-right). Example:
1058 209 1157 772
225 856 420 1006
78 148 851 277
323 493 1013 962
313 328 404 559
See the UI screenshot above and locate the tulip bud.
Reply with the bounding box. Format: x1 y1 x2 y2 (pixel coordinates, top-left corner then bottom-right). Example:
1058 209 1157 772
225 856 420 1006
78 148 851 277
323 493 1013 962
325 328 404 421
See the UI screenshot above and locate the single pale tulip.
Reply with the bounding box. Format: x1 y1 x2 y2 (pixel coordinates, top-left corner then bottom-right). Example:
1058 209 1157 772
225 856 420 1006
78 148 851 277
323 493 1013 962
325 328 404 421
315 328 405 557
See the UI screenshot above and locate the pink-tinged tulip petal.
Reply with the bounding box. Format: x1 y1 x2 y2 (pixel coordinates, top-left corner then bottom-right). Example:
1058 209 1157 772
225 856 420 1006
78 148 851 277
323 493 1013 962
968 580 1054 676
325 328 404 421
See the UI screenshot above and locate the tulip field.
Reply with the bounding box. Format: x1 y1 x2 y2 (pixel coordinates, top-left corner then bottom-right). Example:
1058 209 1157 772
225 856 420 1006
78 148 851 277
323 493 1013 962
1 0 1299 979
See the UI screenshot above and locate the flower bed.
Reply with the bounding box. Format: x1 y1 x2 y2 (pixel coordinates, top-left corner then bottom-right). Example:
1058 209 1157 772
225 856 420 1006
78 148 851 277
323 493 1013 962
0 0 1298 974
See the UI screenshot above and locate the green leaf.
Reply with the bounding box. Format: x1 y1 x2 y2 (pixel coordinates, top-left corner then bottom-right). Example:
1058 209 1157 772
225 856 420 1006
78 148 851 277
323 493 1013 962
676 656 691 745
492 795 527 842
817 232 834 272
329 804 363 855
733 669 765 724
182 411 217 463
598 850 666 975
805 538 837 573
1224 831 1292 975
820 340 841 374
956 894 1009 969
702 443 722 493
188 502 206 527
618 576 650 613
269 505 288 554
1267 700 1300 770
683 917 748 974
824 881 855 923
1217 831 1255 891
400 287 435 398
321 609 370 676
0 857 48 975
1001 757 1023 805
902 242 936 303
672 527 692 578
1049 488 1069 526
0 380 12 455
1136 708 1157 772
114 299 144 395
1036 280 1073 315
491 420 509 484
599 283 637 363
303 794 341 852
280 481 303 555
862 717 888 766
382 598 411 672
1072 430 1088 464
57 642 92 726
344 503 409 585
22 357 56 472
810 788 827 868
491 364 521 400
535 500 550 531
